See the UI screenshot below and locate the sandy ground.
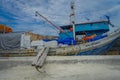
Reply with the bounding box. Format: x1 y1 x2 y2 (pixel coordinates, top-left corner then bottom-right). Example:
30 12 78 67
0 56 120 80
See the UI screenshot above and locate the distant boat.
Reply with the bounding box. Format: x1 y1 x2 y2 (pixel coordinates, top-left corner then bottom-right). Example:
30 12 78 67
0 24 12 33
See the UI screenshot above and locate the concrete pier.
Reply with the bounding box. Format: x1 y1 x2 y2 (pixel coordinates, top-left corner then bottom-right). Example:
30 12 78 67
0 56 120 80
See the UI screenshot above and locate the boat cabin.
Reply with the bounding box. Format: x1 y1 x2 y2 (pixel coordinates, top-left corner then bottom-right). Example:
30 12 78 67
59 20 109 40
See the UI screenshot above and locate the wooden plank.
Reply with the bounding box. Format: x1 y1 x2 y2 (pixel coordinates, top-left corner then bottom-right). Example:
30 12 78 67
32 48 45 66
0 49 35 54
36 47 49 68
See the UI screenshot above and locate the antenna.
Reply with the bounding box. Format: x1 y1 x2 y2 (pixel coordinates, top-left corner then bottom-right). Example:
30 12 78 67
105 15 115 27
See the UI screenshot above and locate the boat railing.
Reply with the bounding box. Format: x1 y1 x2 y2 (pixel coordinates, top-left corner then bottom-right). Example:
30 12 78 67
103 28 120 37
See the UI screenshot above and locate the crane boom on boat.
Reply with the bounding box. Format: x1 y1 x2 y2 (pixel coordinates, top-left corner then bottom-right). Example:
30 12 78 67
35 11 63 32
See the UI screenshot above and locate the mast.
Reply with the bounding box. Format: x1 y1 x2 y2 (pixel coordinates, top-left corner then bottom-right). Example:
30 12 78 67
70 1 76 40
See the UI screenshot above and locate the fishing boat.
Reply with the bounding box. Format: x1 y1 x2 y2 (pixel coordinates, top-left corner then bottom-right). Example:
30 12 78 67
34 1 120 56
46 21 120 55
0 24 12 33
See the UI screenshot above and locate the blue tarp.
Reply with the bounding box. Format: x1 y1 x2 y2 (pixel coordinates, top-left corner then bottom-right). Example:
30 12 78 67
58 38 76 45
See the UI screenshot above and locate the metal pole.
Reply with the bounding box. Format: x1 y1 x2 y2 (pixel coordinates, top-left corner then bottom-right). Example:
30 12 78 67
70 1 76 40
3 25 5 34
73 22 76 40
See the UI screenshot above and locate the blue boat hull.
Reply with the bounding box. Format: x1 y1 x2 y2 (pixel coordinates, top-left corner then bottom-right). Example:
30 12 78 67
78 38 118 55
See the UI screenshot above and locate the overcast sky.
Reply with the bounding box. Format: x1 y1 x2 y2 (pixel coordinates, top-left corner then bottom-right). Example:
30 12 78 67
0 0 120 36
